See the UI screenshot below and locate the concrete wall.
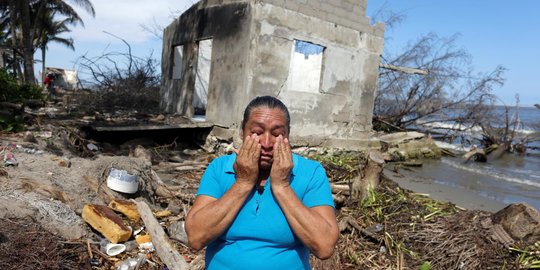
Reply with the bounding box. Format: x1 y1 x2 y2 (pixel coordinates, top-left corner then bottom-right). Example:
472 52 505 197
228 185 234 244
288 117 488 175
262 0 368 31
161 0 384 148
247 2 383 147
160 1 252 127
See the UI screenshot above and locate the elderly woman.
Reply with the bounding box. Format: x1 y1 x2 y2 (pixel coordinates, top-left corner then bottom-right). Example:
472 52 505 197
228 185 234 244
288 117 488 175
185 96 339 269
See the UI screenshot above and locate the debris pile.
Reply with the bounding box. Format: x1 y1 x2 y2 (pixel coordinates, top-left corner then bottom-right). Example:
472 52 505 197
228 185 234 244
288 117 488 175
2 119 540 270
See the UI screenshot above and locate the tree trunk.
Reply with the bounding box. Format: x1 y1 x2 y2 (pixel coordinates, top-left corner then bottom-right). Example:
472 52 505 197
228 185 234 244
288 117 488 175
351 150 385 200
41 45 46 85
9 0 23 83
19 0 35 84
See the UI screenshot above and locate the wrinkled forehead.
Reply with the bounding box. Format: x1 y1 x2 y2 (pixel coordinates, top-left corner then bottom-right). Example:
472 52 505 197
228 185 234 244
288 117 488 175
245 107 289 132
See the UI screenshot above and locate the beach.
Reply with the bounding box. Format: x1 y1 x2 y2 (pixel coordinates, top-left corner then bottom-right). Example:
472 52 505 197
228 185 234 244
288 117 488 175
384 167 507 213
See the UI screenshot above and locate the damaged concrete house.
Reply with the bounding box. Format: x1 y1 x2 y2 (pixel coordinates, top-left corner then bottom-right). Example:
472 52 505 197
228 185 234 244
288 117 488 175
161 0 384 149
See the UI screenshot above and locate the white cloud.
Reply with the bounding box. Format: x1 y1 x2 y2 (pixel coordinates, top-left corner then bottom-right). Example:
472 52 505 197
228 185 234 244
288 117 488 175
69 0 196 44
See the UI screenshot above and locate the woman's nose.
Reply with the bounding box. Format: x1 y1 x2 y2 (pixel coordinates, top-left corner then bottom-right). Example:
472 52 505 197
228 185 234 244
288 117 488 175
260 134 273 148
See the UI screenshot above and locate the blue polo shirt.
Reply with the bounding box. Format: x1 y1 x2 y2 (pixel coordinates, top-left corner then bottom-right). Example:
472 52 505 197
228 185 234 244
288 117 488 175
196 153 334 270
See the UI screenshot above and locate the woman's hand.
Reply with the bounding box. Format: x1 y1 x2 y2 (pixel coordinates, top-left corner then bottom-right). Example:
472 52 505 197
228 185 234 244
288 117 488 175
233 133 261 187
270 135 293 188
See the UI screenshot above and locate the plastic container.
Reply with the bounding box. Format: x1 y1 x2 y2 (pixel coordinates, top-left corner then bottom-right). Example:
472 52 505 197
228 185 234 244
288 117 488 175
107 168 139 194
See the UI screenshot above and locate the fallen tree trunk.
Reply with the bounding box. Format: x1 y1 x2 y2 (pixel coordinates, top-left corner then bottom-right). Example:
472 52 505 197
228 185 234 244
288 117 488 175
134 200 189 270
463 147 487 162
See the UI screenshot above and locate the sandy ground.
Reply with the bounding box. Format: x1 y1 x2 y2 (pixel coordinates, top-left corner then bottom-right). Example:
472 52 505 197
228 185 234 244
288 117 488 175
384 167 507 212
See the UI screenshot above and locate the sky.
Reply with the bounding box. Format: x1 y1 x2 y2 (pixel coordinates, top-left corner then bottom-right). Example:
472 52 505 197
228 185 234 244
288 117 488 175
366 0 540 107
42 0 540 107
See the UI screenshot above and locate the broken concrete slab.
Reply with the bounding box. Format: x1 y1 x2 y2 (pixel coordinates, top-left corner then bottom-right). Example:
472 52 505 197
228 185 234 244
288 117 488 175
378 131 426 145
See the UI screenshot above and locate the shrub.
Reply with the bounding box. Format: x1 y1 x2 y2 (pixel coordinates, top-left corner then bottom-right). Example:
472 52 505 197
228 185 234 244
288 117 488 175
0 68 44 102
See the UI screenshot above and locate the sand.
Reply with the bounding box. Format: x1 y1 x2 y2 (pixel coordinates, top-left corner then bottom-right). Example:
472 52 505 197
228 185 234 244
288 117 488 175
384 168 507 213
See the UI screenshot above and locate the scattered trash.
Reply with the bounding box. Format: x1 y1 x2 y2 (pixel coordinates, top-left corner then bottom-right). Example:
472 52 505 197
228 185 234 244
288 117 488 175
16 145 43 154
87 143 99 151
138 241 155 251
106 243 126 256
1 149 18 167
107 168 139 194
135 234 152 245
167 220 188 244
117 254 146 270
366 223 384 233
133 226 145 236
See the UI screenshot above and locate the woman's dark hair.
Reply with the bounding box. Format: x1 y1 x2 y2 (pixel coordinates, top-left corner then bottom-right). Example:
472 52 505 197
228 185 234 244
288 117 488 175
241 96 290 131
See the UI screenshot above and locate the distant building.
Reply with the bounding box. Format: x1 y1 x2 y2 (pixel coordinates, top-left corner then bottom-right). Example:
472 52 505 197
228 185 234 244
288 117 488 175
43 67 82 91
161 0 384 148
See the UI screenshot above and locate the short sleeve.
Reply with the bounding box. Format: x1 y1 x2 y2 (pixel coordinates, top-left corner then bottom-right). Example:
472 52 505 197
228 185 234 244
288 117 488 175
196 159 224 199
302 164 335 208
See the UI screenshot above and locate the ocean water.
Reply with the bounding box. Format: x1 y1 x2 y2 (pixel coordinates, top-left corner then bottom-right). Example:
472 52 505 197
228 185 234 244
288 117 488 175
414 105 540 210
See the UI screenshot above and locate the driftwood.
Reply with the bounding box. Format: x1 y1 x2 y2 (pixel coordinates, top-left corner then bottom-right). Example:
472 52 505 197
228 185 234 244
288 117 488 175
344 217 382 243
351 150 385 200
134 200 189 270
330 184 350 193
463 147 487 162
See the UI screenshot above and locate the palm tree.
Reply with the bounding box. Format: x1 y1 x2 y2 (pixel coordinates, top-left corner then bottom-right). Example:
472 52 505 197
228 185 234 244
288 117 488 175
1 0 95 84
33 8 80 83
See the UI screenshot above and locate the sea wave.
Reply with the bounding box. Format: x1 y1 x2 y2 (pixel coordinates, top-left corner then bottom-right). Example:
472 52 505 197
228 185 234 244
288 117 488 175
441 158 540 189
434 141 471 152
417 121 537 136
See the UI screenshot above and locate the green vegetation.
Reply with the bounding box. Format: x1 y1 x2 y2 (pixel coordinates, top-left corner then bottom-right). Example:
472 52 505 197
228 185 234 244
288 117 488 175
0 0 94 84
0 68 43 102
510 241 540 268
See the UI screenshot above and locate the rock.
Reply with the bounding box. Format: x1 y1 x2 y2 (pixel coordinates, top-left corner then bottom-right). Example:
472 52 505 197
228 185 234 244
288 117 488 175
108 199 140 221
23 131 37 143
82 204 132 243
491 203 540 245
156 114 166 121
